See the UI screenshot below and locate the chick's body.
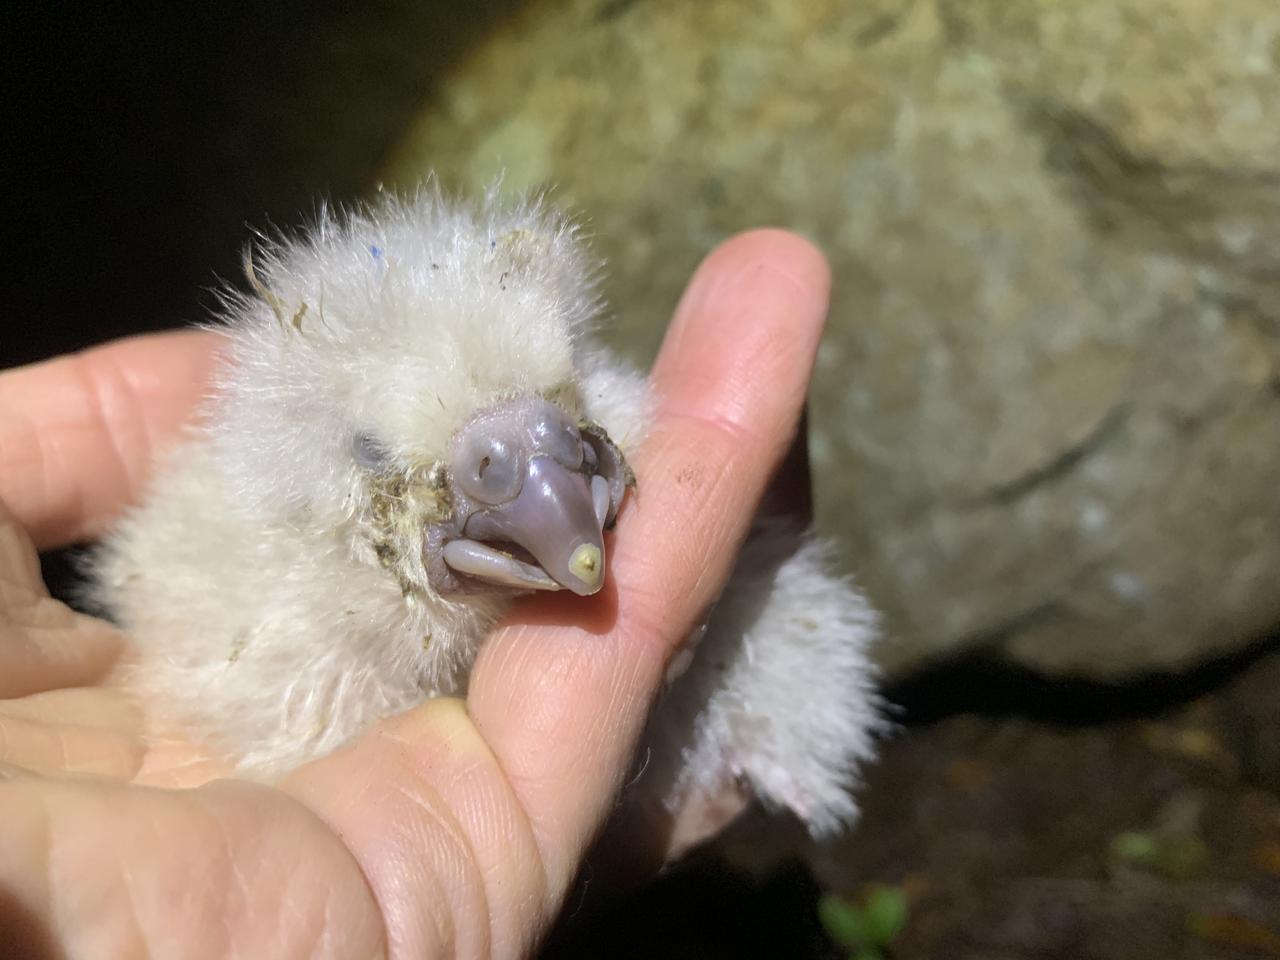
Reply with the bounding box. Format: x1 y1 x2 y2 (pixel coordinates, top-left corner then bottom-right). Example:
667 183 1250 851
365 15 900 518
91 191 880 835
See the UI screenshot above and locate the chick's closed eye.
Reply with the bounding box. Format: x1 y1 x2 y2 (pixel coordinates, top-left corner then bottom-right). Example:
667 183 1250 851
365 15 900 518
352 433 392 472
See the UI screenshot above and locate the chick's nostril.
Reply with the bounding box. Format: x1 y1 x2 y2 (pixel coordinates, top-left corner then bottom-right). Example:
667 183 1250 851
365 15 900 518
456 432 522 504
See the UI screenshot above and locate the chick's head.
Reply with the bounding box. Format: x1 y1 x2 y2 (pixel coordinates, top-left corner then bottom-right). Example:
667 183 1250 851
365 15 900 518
208 191 631 601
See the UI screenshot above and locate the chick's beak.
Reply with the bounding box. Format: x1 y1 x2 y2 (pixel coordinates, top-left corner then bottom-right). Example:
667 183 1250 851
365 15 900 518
454 455 607 596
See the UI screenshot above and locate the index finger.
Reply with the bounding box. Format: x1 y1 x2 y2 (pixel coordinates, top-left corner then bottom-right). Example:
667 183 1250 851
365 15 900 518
473 229 832 872
284 230 834 959
0 330 222 549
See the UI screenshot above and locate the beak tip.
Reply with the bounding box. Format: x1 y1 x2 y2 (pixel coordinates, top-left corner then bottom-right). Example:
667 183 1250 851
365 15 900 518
567 543 604 594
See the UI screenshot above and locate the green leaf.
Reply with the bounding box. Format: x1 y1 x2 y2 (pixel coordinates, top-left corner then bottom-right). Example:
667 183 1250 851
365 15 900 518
818 893 871 949
1111 831 1158 864
1111 831 1209 880
864 887 909 944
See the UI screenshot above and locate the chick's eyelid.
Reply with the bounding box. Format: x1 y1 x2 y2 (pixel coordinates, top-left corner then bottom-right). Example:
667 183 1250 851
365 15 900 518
352 432 393 471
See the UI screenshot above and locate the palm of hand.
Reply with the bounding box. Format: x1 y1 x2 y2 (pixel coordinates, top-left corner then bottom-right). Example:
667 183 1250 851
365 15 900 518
0 519 231 787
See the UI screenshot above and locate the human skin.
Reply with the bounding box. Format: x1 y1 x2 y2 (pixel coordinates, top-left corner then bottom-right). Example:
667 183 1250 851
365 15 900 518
0 230 831 959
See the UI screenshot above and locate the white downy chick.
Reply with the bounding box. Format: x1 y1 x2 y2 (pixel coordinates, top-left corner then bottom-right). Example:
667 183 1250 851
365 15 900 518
89 188 881 837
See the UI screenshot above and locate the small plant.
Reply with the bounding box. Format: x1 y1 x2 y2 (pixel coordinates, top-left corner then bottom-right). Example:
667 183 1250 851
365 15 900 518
1110 829 1209 880
818 885 908 960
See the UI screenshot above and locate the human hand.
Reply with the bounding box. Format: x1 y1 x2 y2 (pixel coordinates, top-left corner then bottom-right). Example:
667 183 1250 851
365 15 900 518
0 230 831 959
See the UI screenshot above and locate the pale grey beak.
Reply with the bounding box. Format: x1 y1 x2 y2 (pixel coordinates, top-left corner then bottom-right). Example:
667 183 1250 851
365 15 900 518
454 454 606 596
431 396 630 596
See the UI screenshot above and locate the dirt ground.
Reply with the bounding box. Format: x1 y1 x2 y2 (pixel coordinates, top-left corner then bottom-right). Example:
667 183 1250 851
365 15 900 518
548 643 1280 959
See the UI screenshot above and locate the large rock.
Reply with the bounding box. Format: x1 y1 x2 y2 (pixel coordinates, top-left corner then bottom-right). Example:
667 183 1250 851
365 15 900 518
386 0 1280 678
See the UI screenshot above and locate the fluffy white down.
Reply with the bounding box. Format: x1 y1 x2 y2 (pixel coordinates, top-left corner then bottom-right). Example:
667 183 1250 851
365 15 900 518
644 521 883 837
89 187 882 834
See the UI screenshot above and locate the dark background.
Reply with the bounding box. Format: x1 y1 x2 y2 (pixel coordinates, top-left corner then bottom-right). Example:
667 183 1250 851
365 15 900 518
3 1 516 368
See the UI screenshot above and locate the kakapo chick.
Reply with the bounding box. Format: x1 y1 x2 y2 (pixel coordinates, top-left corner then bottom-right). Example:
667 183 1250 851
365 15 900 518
90 189 882 836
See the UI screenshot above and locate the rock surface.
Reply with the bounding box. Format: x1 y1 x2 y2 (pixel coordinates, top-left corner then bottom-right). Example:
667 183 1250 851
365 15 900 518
386 0 1280 678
